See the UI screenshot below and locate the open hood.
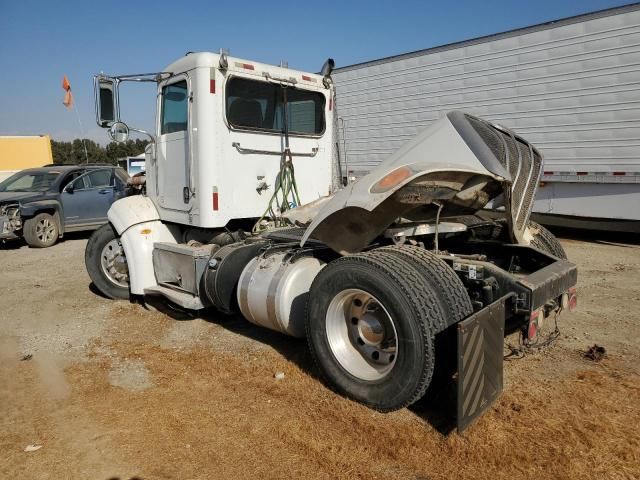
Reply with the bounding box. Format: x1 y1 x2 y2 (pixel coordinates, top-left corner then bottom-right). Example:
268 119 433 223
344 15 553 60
298 111 543 254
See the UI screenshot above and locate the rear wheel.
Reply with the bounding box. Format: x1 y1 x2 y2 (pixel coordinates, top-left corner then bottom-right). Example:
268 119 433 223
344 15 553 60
23 213 59 248
85 223 130 300
306 250 450 411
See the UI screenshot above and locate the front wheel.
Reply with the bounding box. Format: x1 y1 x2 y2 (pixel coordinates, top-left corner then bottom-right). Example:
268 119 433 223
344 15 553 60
85 223 130 300
23 213 59 248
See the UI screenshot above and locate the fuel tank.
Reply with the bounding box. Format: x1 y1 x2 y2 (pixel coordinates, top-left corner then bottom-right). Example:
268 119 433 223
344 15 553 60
237 252 325 337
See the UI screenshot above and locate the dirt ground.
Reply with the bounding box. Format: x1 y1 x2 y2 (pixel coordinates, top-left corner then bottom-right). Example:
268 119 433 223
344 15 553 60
1 229 639 480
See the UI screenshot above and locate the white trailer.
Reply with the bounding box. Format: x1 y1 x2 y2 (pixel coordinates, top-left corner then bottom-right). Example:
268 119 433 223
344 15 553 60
86 51 577 431
332 3 640 232
118 153 146 176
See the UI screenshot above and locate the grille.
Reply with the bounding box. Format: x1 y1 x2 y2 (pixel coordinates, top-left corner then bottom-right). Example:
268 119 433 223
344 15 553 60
466 115 542 236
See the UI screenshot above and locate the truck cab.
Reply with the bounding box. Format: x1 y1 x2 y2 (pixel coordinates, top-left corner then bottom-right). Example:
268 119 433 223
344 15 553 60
98 52 335 229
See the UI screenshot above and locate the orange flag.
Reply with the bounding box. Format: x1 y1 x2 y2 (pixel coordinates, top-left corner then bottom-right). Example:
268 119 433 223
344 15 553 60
62 75 73 109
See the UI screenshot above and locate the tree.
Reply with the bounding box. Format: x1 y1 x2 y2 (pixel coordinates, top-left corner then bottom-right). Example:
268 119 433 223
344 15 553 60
51 138 149 165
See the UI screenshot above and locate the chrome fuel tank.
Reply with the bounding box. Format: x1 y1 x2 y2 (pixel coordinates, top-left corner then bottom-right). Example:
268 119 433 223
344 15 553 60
237 252 325 337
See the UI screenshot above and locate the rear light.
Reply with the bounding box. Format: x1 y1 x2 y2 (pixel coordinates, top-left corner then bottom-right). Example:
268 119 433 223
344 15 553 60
212 187 219 211
526 309 542 342
370 166 413 194
527 321 538 341
568 287 577 311
210 79 216 94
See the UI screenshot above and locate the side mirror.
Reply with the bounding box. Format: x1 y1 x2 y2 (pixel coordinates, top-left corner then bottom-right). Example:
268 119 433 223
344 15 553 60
64 183 74 194
94 76 119 127
109 122 130 143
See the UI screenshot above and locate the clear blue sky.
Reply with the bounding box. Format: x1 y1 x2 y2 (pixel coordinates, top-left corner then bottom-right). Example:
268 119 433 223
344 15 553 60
0 0 633 143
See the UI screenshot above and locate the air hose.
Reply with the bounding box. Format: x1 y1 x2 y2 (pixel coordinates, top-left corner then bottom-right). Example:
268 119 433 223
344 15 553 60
253 86 301 233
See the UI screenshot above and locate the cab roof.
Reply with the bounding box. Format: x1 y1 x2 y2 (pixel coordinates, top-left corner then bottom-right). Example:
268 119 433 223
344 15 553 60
163 52 326 85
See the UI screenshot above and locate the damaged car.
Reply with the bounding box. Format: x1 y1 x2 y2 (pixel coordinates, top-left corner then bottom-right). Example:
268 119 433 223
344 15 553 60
0 165 128 248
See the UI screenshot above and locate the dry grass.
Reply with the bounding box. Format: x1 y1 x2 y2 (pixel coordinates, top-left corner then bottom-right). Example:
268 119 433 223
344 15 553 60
48 342 639 480
2 235 640 479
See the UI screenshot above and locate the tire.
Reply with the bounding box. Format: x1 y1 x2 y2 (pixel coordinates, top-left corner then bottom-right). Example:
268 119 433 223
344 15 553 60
306 250 450 411
373 246 473 406
528 221 567 259
23 213 59 248
85 223 130 300
373 245 473 328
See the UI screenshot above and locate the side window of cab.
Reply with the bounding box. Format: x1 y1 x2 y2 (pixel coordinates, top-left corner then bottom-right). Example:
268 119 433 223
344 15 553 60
161 81 188 134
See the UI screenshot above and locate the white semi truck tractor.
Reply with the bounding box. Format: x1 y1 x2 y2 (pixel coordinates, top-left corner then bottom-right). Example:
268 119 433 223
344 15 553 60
86 51 577 431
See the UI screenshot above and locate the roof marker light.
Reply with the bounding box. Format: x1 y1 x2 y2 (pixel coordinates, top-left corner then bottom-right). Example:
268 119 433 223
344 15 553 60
234 62 255 70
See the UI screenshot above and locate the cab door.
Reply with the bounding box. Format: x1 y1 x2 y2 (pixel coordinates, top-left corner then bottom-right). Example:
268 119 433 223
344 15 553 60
156 77 191 212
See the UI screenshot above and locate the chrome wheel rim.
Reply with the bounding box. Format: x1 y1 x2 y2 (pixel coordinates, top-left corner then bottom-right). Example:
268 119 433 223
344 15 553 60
101 238 129 288
36 218 56 243
326 288 397 381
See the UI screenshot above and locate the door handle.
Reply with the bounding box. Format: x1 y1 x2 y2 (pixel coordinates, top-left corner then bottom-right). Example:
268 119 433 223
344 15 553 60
98 189 111 194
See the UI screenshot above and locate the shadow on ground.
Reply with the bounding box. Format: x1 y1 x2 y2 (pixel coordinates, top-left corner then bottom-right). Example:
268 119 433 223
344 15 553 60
141 294 457 434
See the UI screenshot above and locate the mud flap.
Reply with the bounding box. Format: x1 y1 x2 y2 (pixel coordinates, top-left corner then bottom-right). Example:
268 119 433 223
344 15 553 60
456 295 508 432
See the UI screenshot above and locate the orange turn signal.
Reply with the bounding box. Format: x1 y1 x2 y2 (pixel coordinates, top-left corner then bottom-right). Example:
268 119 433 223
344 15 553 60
371 166 413 193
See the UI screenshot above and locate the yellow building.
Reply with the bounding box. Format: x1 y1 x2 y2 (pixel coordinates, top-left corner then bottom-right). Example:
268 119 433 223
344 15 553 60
0 135 53 181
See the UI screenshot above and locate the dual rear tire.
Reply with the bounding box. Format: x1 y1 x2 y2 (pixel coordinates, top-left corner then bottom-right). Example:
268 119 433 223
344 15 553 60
305 246 472 411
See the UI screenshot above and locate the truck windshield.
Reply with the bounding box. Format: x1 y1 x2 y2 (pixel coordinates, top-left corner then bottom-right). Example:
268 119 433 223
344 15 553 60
226 77 325 135
0 171 60 192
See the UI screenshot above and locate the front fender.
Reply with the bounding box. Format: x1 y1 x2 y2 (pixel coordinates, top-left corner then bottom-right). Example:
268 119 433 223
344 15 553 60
19 200 63 234
107 195 179 294
119 220 179 295
108 195 161 235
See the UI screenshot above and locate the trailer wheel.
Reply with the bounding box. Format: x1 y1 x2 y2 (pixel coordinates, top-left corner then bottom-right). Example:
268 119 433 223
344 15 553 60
85 223 130 300
528 221 567 259
306 251 447 411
